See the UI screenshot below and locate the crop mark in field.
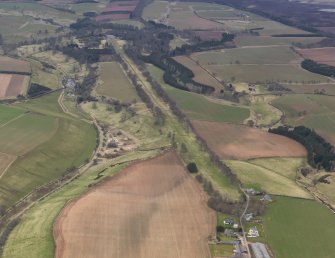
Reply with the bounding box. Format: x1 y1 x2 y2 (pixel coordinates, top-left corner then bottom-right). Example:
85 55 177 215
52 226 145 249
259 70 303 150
0 155 17 180
0 113 26 128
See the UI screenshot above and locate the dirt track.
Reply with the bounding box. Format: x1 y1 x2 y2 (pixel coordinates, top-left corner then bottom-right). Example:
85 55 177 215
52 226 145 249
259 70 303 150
192 120 307 160
54 151 215 258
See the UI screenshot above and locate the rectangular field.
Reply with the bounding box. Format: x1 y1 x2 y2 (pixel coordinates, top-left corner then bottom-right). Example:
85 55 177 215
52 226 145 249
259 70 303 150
0 112 57 156
205 64 329 83
97 62 139 103
297 47 335 67
0 74 30 98
192 120 307 160
175 46 330 84
193 46 301 65
0 105 25 125
54 151 215 258
0 56 31 74
264 196 335 258
225 159 311 198
272 94 335 145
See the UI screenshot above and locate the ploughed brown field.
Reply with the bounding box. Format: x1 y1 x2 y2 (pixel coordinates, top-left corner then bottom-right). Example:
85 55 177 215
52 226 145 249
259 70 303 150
54 151 215 258
192 120 307 160
0 56 31 74
0 74 29 98
297 47 335 67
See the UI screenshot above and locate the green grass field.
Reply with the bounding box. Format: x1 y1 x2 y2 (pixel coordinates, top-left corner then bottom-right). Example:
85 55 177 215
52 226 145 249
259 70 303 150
225 159 311 198
284 83 335 95
264 196 335 258
96 62 139 103
0 92 96 208
272 94 335 145
0 2 77 23
147 65 249 123
29 59 60 90
205 64 329 83
234 35 324 47
0 112 57 156
110 20 144 29
0 105 25 125
194 46 300 65
142 0 168 21
249 157 307 180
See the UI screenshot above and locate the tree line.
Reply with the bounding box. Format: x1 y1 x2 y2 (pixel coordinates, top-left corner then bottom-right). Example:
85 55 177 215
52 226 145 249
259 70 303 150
269 125 335 171
301 59 335 78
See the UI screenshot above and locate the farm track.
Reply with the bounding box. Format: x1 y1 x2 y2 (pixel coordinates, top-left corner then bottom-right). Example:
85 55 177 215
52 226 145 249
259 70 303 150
187 55 225 88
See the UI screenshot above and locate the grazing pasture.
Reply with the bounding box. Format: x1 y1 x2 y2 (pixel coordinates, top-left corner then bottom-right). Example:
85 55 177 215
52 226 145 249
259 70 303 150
225 160 311 198
264 196 335 258
297 47 335 67
0 116 96 208
96 62 138 102
54 151 215 258
142 0 168 21
175 46 330 83
249 157 307 180
272 94 335 145
0 112 57 156
193 46 300 65
0 105 25 125
0 153 16 178
234 35 324 47
205 64 329 83
147 65 249 123
0 92 96 208
284 83 335 95
191 120 307 160
173 56 223 90
0 2 77 24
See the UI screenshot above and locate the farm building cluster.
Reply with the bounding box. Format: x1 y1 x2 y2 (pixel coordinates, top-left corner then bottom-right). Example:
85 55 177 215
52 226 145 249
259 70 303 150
97 126 137 162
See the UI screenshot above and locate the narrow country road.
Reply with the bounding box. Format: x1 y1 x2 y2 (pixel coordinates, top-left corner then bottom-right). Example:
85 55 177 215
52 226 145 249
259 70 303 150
240 187 251 258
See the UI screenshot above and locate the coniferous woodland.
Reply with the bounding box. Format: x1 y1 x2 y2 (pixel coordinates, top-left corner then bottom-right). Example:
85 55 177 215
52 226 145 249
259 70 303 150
269 126 335 171
301 59 335 78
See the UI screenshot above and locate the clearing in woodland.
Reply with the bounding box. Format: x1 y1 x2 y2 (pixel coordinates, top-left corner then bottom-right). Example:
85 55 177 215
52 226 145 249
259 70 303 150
54 151 215 258
192 120 307 160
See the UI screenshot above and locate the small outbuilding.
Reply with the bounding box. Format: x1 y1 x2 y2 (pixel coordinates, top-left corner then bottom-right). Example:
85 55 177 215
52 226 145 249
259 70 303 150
245 213 253 221
224 218 234 225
